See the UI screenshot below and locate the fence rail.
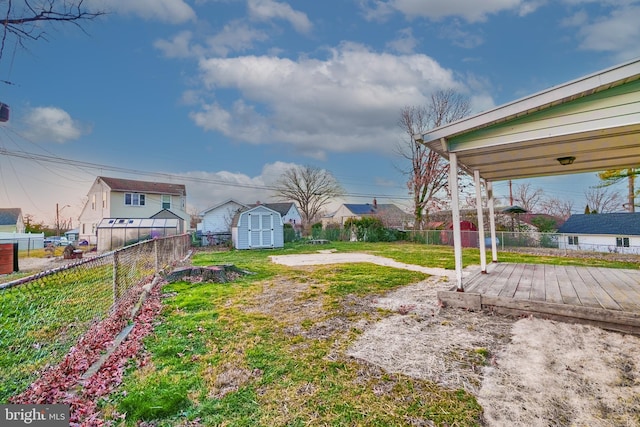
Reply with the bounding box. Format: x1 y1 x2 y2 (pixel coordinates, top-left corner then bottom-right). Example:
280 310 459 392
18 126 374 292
0 234 190 402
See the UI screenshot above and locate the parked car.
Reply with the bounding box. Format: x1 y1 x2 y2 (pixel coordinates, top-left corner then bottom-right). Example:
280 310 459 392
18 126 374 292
44 236 70 246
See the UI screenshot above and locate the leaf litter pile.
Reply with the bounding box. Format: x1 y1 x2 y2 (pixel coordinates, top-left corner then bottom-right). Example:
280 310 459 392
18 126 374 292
10 276 163 426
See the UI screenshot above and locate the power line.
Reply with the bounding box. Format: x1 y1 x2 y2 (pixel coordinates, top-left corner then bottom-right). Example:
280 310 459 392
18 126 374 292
0 147 413 200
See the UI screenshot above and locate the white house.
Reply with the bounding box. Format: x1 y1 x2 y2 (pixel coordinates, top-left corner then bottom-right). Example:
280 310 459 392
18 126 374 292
231 205 284 249
199 199 247 245
322 200 408 229
557 213 640 254
78 176 189 244
0 208 25 233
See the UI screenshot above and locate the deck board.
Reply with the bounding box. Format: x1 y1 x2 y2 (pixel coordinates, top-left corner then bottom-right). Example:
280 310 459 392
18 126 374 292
438 263 640 335
544 265 563 304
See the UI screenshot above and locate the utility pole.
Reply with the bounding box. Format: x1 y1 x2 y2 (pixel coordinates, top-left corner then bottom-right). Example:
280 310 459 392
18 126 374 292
56 203 60 237
509 180 513 206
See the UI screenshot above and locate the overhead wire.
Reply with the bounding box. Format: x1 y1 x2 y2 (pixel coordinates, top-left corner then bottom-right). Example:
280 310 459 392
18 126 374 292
0 146 414 200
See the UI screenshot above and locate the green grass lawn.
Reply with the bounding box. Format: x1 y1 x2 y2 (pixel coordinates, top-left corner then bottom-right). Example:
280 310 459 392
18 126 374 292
96 242 638 426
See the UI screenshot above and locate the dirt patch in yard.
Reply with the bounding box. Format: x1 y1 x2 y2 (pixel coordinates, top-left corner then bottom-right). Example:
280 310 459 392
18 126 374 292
269 253 640 427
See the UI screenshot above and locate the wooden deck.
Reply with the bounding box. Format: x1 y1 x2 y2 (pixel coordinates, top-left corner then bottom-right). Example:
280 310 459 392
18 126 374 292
438 263 640 335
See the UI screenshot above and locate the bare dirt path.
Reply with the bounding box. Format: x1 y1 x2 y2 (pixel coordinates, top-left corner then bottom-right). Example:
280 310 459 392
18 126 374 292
271 252 640 427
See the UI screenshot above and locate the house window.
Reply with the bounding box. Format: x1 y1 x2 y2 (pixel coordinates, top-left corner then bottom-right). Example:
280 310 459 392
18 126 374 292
162 195 171 209
125 193 145 206
568 236 579 245
91 194 96 210
102 191 107 208
616 237 630 248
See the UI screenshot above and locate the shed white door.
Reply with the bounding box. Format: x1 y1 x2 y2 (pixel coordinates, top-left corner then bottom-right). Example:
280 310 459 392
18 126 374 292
248 212 274 248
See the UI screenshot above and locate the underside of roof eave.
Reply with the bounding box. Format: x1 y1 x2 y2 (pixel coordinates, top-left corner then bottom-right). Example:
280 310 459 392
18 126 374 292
418 58 640 148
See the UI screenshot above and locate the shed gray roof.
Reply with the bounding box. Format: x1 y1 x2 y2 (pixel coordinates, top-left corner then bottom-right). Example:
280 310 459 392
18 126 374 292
557 213 640 235
0 208 22 226
249 202 296 216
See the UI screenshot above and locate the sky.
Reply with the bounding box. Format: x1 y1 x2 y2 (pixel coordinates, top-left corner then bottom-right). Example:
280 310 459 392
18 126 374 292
0 0 639 227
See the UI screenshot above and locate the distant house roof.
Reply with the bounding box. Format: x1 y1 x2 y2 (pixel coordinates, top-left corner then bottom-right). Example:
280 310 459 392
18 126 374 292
557 213 640 235
201 199 247 215
0 208 22 226
344 203 403 216
250 202 297 217
99 176 186 196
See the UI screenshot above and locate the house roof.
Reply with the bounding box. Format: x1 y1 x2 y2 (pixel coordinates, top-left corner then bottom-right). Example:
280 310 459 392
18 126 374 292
334 203 405 215
557 213 640 235
0 208 22 226
231 205 282 227
201 199 247 215
419 58 640 181
99 176 186 196
250 202 297 216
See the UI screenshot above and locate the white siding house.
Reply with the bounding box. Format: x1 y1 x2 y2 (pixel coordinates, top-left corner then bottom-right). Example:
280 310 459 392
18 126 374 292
199 199 247 245
200 200 247 233
232 205 284 249
0 208 25 233
557 213 640 254
78 176 189 245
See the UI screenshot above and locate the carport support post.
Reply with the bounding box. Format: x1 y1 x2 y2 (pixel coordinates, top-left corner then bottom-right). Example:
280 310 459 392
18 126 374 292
487 181 499 262
449 151 464 291
474 170 487 273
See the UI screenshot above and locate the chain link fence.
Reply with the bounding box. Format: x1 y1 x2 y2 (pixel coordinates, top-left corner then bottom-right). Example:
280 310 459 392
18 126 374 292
0 234 190 402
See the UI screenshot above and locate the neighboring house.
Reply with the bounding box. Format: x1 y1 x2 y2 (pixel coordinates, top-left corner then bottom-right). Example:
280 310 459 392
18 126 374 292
78 176 189 244
65 228 80 242
250 202 302 227
322 199 409 229
557 213 640 254
0 208 25 233
199 199 247 245
231 205 284 249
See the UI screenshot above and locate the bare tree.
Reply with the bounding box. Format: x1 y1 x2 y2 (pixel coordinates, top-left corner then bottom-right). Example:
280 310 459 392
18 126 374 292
0 0 105 60
584 186 624 213
397 89 471 229
539 197 574 220
513 183 544 212
274 165 344 230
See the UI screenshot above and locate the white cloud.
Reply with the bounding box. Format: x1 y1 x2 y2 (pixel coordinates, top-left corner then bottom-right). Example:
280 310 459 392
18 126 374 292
247 0 313 33
386 28 419 54
575 5 640 60
204 22 270 57
93 0 196 24
22 107 88 143
190 43 490 158
154 31 200 58
362 0 537 23
155 23 269 59
180 161 298 212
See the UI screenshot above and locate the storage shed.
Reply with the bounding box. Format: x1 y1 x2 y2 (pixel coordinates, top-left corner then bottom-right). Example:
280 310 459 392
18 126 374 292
97 218 179 251
232 205 284 249
442 221 479 248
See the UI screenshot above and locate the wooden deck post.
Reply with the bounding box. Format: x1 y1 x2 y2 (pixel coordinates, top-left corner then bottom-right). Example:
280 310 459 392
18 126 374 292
449 151 464 291
474 170 487 273
487 181 499 262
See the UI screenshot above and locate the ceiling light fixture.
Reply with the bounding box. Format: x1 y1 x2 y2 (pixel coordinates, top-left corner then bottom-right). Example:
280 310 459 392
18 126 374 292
557 156 576 166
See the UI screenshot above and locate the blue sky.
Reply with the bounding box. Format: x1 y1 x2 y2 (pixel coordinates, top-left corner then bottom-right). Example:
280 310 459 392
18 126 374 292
0 0 639 226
